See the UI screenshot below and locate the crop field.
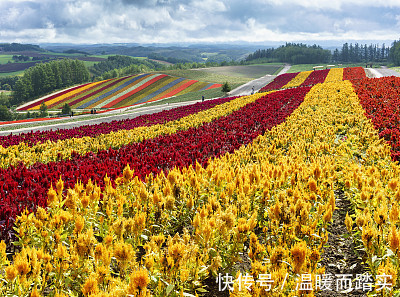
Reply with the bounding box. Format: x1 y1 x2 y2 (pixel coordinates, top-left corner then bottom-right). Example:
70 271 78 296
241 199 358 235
17 73 222 111
0 53 106 76
2 67 400 296
157 68 257 86
194 64 283 79
0 55 14 65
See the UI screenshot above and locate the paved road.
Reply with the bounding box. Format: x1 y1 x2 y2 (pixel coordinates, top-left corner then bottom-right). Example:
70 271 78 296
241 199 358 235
0 65 292 136
0 101 202 136
365 67 400 78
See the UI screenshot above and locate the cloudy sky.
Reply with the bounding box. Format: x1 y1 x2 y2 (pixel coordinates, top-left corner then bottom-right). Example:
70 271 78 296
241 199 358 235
0 0 399 45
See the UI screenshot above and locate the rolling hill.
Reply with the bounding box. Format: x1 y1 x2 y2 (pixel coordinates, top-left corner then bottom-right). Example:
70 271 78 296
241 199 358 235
17 73 222 111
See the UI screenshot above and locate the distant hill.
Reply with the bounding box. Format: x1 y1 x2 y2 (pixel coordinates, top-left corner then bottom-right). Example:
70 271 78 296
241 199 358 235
42 44 260 63
0 43 45 52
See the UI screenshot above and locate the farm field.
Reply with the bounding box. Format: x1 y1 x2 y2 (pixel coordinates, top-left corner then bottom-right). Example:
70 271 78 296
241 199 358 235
17 73 222 112
192 64 283 79
2 67 400 296
0 52 107 76
157 68 257 86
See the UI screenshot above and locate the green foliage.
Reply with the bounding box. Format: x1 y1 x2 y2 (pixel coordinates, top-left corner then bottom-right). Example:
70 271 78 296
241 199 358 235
222 81 231 93
0 76 18 90
61 103 72 115
12 55 30 62
89 55 162 77
389 40 400 66
0 43 45 52
0 92 10 107
333 42 389 63
39 101 48 117
246 43 331 64
0 105 12 121
11 59 90 106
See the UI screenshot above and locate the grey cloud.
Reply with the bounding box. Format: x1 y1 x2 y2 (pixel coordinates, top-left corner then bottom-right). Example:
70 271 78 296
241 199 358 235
0 0 399 44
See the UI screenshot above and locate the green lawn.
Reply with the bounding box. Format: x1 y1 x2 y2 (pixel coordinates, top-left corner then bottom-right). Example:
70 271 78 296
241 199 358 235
0 70 24 77
0 55 14 65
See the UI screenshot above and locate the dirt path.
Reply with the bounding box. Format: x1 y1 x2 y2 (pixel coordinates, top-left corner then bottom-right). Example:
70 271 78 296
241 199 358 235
316 190 368 297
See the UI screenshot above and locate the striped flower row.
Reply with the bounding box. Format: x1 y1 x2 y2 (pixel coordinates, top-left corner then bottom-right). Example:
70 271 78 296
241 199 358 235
17 73 222 111
1 92 268 168
0 87 310 241
260 67 366 92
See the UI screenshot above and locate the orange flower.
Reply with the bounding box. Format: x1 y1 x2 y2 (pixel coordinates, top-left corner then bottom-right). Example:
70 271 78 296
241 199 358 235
128 269 150 294
291 241 307 273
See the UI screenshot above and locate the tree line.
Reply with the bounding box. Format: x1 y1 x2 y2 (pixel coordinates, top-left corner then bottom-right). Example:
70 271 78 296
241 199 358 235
245 43 331 64
332 43 389 63
389 40 400 66
246 41 400 65
89 55 162 77
12 59 90 106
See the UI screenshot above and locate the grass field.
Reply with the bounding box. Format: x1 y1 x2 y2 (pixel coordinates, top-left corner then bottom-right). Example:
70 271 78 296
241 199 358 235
157 68 257 86
0 55 14 65
196 64 283 78
0 70 24 77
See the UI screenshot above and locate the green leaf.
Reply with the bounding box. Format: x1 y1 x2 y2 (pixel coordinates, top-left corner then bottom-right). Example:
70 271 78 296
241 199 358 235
166 284 175 296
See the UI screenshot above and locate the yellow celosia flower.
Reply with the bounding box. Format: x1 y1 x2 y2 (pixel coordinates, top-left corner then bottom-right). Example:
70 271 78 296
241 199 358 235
291 241 307 273
82 273 99 297
5 265 17 281
127 269 150 295
345 212 353 233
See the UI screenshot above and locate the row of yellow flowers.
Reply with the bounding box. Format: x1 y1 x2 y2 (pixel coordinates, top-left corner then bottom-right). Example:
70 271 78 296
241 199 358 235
0 92 269 169
282 71 312 89
323 67 343 83
0 79 394 296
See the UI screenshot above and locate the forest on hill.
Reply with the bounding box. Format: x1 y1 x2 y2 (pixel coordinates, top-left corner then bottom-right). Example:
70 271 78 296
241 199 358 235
246 41 400 65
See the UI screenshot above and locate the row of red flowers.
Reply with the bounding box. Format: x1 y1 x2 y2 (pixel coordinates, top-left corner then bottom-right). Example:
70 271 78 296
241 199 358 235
0 87 311 242
259 67 367 93
258 72 298 92
352 76 400 161
51 76 128 109
343 67 366 81
300 69 329 87
0 96 237 148
18 80 104 111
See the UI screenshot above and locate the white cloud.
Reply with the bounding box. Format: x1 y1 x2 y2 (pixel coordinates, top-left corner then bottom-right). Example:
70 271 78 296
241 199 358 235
0 0 399 44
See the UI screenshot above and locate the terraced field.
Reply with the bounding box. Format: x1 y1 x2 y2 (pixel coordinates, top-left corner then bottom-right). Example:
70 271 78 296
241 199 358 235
17 73 222 111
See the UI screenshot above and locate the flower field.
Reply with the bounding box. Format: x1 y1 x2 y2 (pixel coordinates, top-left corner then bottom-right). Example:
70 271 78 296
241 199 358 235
17 74 222 111
1 67 400 297
259 66 366 92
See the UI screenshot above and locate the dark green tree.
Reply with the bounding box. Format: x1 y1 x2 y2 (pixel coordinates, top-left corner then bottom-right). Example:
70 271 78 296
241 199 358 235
0 92 10 107
390 40 400 66
39 101 48 117
61 103 72 115
222 82 231 94
0 105 13 121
